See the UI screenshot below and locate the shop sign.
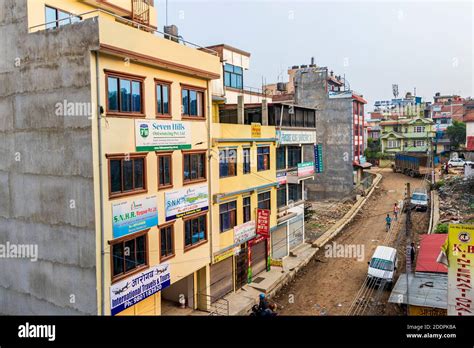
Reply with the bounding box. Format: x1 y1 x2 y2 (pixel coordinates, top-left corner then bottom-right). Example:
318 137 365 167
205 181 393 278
165 185 208 221
234 220 256 245
110 263 170 316
297 162 315 176
135 120 192 151
277 130 316 145
112 195 158 239
314 144 324 173
256 209 270 238
277 172 287 185
213 248 234 264
251 123 261 138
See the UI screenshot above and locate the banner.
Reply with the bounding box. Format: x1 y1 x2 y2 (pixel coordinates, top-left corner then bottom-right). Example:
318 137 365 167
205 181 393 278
110 263 170 316
112 196 158 239
165 185 209 221
438 224 474 316
277 172 287 185
234 220 256 245
251 123 261 138
314 144 323 173
256 209 270 238
277 130 316 145
135 120 192 151
297 162 315 176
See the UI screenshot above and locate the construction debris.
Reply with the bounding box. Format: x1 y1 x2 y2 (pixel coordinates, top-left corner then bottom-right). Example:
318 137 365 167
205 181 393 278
437 176 474 224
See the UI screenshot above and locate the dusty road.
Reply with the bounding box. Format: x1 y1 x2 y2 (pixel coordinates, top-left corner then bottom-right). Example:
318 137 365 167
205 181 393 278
273 170 429 316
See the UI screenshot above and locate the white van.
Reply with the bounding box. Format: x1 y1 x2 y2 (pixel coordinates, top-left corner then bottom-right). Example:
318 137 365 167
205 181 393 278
367 246 397 290
411 188 428 212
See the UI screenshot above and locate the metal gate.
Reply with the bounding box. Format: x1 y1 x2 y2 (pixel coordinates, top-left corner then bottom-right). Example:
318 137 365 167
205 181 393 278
272 224 288 259
289 215 304 250
210 257 233 301
251 240 267 277
235 248 248 289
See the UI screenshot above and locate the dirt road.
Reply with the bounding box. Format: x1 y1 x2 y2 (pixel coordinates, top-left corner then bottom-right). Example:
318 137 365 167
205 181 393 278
273 170 428 316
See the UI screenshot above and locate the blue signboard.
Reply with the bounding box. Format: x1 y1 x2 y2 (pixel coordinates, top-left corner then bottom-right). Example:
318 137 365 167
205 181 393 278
112 196 158 239
314 144 324 173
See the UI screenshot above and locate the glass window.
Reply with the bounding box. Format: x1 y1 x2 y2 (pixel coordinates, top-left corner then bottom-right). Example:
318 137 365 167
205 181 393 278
120 79 131 112
277 186 287 208
107 77 119 111
185 215 207 247
45 6 57 29
243 197 251 223
183 152 206 183
219 149 237 178
160 225 174 259
111 233 148 280
110 159 122 193
108 155 147 197
277 147 286 170
131 81 141 113
258 191 271 210
257 146 270 171
220 201 237 233
158 154 172 188
289 183 302 202
224 64 243 89
287 146 301 168
134 158 144 189
243 148 251 174
106 74 142 114
182 88 204 117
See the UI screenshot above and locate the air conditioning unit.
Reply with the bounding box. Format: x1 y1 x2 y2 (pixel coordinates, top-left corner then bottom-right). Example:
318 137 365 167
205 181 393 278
277 82 287 92
164 25 179 43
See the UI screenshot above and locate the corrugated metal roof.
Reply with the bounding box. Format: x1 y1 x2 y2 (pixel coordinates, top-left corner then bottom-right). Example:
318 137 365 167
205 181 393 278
388 273 447 309
416 234 448 274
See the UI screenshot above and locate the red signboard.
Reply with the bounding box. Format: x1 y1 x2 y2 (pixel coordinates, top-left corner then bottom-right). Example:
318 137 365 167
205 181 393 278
256 209 270 238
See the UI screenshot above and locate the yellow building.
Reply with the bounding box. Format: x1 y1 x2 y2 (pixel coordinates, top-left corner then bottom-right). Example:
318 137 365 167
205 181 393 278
27 0 221 315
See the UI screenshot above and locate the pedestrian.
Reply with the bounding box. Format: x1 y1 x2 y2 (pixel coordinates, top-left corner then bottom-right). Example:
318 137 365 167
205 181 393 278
410 242 416 265
385 214 392 232
393 203 399 221
444 162 449 175
258 293 269 313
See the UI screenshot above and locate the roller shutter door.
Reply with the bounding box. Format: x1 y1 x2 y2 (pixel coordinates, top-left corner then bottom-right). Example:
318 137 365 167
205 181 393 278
289 215 304 250
251 240 267 277
210 257 233 301
271 224 288 259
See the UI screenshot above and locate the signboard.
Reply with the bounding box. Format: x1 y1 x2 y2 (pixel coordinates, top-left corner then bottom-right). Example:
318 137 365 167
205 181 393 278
135 120 192 152
297 162 315 176
256 209 270 238
277 172 287 185
251 123 261 138
277 130 316 145
213 248 234 264
314 144 324 173
112 196 158 239
234 220 256 245
110 263 170 316
165 185 209 221
438 224 474 316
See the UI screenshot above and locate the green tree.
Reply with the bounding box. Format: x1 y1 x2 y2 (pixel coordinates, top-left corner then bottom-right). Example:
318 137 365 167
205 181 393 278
446 121 466 149
364 138 381 160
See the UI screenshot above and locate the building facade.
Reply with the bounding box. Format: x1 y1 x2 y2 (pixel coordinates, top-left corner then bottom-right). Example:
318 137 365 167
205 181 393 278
380 117 435 154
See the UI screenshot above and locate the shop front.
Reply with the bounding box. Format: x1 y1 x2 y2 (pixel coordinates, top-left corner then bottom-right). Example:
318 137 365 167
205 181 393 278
210 250 234 301
271 223 288 260
248 235 269 282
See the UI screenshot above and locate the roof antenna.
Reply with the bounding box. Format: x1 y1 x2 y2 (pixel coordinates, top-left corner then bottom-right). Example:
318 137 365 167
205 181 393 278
166 0 169 26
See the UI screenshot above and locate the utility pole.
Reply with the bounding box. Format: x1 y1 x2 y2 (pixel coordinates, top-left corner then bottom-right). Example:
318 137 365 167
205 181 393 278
405 182 412 316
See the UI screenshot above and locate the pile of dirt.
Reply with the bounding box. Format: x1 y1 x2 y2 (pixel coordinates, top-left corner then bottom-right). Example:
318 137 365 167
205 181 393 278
438 176 474 224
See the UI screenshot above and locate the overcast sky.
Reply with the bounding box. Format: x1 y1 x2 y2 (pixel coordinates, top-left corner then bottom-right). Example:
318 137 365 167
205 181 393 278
156 0 473 111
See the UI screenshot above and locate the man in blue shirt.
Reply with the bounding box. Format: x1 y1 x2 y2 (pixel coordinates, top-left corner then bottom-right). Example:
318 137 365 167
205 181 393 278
385 214 392 232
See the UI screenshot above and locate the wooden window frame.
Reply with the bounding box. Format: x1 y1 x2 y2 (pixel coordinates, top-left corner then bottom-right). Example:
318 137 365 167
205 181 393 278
257 146 271 172
154 78 172 118
219 200 237 233
183 212 208 252
182 150 207 185
219 148 237 178
157 151 173 189
258 191 271 210
180 84 206 120
105 70 146 117
109 230 149 284
242 147 251 174
243 196 251 223
159 222 175 262
106 152 148 199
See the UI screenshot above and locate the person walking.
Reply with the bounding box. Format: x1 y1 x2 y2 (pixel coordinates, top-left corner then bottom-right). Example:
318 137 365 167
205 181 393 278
410 242 416 266
385 214 392 232
393 203 399 221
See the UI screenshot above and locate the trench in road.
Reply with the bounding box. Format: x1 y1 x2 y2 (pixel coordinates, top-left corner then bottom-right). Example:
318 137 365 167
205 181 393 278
273 170 428 316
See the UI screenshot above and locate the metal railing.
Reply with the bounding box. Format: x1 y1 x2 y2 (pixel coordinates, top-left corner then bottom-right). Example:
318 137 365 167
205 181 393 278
28 8 218 56
197 293 229 316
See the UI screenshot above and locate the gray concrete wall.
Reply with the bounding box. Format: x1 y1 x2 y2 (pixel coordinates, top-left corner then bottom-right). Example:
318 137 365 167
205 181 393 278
0 0 100 314
295 69 354 200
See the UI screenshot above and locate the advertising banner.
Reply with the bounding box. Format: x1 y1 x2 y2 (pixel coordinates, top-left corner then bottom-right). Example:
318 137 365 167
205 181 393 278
256 209 270 238
277 130 316 145
277 172 287 185
135 120 192 151
438 224 474 316
234 220 256 245
110 263 170 316
297 162 315 176
165 185 209 221
251 123 261 138
112 196 158 239
314 144 323 173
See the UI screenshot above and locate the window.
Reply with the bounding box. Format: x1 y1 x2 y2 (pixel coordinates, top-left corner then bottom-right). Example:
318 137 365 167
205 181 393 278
106 72 144 115
155 81 171 116
108 154 147 198
184 214 207 248
258 191 271 210
219 148 237 178
220 201 237 232
287 146 301 168
414 140 425 147
243 148 251 174
45 6 81 29
277 186 287 208
304 110 316 128
111 232 148 281
387 140 400 149
257 146 270 171
289 183 302 202
183 151 206 183
277 147 286 170
182 87 204 117
224 64 243 89
243 196 251 223
160 224 174 260
158 153 172 188
414 126 425 133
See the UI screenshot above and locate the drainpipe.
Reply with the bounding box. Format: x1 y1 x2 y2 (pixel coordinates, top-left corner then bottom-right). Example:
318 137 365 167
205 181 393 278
206 80 213 306
94 50 105 315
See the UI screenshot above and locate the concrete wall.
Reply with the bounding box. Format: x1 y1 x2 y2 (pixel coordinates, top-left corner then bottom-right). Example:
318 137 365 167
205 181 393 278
295 69 354 200
0 0 99 314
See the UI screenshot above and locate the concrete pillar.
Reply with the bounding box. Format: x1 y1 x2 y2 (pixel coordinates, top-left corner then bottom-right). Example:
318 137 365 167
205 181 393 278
262 99 268 125
237 95 244 124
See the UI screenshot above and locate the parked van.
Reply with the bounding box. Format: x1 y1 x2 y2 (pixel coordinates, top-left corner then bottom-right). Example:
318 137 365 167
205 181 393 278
367 246 397 289
410 188 428 212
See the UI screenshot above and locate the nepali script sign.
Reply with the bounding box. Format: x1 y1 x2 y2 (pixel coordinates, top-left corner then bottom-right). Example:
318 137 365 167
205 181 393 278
165 185 209 221
110 263 171 316
277 130 316 145
135 120 192 151
112 196 158 239
234 220 256 245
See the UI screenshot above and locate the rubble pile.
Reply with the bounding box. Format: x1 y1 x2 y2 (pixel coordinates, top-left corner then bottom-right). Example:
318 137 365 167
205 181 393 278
438 176 474 224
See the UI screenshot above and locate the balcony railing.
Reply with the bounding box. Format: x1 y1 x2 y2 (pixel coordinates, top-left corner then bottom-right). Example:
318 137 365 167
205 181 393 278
28 8 218 56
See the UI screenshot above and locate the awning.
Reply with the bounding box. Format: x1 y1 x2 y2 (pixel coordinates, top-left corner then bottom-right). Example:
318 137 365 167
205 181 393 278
353 162 372 169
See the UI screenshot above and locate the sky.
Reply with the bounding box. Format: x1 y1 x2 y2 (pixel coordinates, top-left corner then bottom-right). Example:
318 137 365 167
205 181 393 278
155 0 473 111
